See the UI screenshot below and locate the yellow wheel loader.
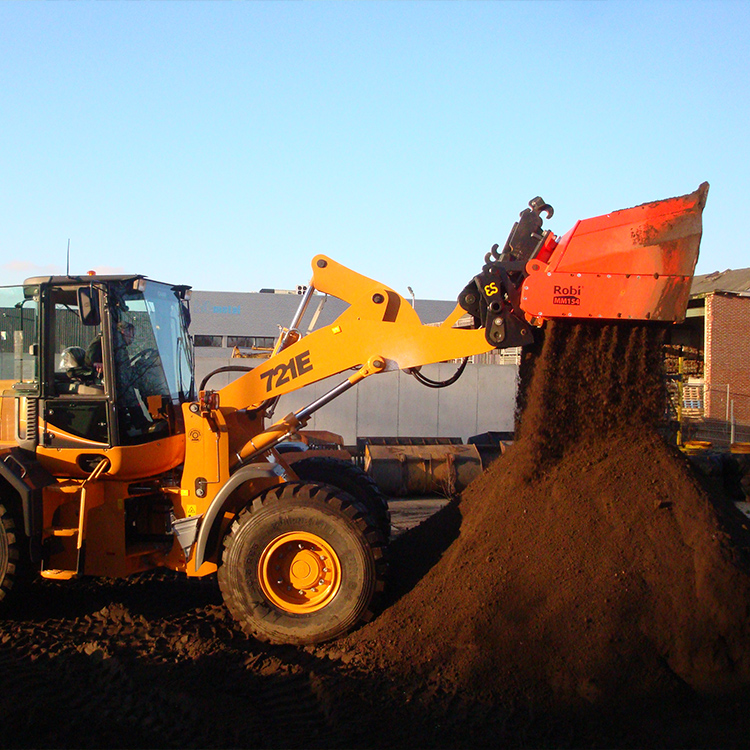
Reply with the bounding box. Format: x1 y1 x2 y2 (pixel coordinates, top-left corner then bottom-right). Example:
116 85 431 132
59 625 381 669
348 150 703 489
0 184 707 644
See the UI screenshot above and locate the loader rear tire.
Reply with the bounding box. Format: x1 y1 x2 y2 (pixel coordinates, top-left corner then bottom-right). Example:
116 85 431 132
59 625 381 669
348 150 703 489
290 457 391 541
218 482 387 645
0 500 23 604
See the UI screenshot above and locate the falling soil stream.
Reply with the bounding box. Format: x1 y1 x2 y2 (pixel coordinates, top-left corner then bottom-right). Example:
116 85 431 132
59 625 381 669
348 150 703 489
3 319 750 748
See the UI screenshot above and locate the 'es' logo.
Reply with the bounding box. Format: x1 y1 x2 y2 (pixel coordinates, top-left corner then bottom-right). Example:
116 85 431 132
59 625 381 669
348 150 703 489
260 350 314 393
553 284 582 306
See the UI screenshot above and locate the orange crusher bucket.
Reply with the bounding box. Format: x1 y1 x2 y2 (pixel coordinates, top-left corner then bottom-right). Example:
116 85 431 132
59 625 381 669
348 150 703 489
521 182 709 324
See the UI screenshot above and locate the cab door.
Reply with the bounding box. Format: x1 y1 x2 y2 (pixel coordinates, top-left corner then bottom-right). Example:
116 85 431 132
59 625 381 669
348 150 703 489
37 284 113 476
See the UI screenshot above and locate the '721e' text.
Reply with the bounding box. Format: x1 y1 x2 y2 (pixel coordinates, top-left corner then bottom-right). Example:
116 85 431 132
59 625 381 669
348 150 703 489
259 350 314 392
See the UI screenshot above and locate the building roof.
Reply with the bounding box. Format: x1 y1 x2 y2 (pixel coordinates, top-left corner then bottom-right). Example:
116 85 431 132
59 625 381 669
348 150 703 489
190 290 458 338
691 268 750 297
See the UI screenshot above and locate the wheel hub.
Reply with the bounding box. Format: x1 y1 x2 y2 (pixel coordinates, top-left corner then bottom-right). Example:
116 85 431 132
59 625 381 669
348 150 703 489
258 531 341 613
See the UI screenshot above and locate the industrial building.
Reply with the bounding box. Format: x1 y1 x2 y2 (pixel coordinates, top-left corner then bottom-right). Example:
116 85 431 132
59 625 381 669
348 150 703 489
189 287 460 384
189 288 519 445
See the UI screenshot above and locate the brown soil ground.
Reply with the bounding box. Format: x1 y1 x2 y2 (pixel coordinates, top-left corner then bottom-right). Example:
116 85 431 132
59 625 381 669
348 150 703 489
3 320 750 748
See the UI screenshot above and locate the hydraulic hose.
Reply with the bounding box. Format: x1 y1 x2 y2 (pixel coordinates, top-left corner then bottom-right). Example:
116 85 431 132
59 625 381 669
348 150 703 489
199 366 255 392
409 358 468 389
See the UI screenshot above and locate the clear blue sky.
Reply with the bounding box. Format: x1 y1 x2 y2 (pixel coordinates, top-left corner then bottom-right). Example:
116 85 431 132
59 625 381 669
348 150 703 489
1 1 747 300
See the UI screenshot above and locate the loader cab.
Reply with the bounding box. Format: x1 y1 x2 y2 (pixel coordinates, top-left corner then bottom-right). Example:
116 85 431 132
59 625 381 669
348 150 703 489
0 275 195 479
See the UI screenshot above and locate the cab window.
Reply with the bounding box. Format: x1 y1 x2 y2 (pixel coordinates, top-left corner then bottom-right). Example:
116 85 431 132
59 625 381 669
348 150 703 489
50 286 105 397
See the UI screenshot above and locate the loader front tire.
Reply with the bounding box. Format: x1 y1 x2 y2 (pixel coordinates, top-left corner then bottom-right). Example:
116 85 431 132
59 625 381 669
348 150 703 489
0 500 23 604
218 482 387 645
290 457 391 541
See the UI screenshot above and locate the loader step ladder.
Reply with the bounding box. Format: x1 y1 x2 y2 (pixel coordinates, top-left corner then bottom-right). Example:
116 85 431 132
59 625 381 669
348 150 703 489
40 568 77 581
40 458 110 580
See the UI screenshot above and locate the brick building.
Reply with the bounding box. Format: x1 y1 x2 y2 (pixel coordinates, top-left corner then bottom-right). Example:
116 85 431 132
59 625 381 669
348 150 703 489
704 292 750 423
676 268 750 445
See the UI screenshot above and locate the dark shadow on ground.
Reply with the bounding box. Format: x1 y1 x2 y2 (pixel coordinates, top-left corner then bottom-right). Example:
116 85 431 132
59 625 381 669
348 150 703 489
382 498 462 605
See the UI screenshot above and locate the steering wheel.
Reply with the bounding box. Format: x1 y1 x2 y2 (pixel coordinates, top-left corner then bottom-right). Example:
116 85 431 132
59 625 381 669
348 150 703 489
128 347 171 400
130 347 161 374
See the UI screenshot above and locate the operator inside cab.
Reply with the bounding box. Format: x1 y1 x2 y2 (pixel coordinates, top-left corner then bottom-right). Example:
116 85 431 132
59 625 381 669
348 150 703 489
85 320 134 381
88 319 164 438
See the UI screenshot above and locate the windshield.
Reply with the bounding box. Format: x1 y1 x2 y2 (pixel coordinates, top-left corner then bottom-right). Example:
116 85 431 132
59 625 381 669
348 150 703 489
113 280 194 404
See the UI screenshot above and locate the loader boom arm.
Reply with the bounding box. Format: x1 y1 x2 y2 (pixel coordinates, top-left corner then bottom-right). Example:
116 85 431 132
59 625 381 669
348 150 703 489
217 255 497 409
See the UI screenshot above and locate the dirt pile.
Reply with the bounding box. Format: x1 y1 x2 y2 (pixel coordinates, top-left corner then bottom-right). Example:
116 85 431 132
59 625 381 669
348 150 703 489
340 320 750 741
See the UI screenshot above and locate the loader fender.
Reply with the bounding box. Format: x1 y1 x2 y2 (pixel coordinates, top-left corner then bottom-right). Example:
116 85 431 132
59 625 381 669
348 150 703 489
0 448 56 540
192 462 286 571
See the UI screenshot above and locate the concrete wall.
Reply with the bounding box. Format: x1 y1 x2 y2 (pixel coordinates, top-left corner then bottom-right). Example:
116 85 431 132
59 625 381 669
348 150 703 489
195 352 518 445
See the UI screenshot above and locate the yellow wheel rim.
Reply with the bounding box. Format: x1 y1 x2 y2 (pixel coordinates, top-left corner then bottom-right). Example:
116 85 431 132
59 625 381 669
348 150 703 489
258 531 342 613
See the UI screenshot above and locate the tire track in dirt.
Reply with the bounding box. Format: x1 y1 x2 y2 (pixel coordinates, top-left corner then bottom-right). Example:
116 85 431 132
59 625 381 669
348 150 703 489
0 572 349 748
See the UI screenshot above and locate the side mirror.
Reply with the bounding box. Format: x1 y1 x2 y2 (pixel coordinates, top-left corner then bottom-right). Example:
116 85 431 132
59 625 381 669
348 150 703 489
77 286 100 326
